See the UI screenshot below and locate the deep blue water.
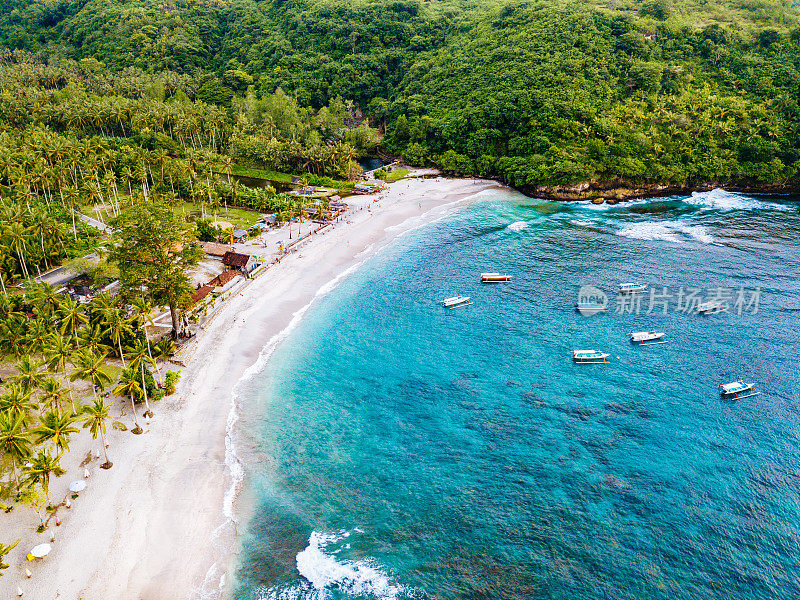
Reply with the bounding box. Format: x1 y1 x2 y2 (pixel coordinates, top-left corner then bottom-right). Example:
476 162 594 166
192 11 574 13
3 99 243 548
232 188 800 600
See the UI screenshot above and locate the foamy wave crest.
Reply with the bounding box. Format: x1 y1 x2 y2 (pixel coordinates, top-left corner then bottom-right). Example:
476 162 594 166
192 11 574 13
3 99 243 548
617 221 714 244
506 221 529 232
258 531 411 600
687 188 791 212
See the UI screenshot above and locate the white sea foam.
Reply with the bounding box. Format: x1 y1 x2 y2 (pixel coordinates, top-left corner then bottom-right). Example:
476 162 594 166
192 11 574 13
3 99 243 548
571 219 598 227
258 531 410 600
617 221 715 244
686 188 791 212
506 220 529 232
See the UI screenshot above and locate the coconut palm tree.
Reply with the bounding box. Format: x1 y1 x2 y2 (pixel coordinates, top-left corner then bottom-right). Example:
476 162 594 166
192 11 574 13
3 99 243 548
13 355 46 394
57 297 87 343
22 317 50 356
82 398 113 469
125 338 157 417
113 370 143 435
23 449 65 508
129 296 160 383
0 412 33 489
70 349 111 413
44 335 74 406
0 384 38 424
34 410 80 454
78 323 111 356
100 306 134 366
39 377 70 412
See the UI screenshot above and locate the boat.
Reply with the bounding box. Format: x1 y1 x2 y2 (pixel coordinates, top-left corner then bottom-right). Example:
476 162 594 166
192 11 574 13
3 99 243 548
481 273 512 283
630 330 667 345
572 349 609 363
697 301 724 314
441 295 471 309
575 301 607 315
719 379 760 400
619 282 647 294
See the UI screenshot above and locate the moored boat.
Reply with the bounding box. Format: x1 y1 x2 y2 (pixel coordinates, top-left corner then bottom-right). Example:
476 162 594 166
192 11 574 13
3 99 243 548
619 282 646 294
575 301 607 315
441 295 471 309
630 330 667 345
719 379 759 399
572 349 609 363
481 273 512 283
697 301 723 314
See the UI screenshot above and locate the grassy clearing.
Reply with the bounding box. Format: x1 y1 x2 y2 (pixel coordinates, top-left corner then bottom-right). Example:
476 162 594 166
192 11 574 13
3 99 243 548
378 167 411 182
171 201 263 229
232 165 294 183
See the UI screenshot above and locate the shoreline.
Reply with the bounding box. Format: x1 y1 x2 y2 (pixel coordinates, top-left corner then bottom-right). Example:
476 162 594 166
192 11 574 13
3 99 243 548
0 174 499 600
488 177 800 203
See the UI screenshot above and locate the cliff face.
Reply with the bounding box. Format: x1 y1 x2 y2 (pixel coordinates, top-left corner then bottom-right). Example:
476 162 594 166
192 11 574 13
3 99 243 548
518 178 800 203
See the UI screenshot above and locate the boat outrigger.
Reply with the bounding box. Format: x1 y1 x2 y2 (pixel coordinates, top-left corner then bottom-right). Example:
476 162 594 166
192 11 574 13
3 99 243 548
719 379 760 400
441 295 472 309
619 283 646 294
697 301 724 314
481 273 512 283
573 349 609 363
630 330 667 345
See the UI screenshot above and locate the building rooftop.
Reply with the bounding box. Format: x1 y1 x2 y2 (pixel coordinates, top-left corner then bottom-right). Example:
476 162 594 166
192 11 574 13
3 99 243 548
222 251 252 268
199 242 234 257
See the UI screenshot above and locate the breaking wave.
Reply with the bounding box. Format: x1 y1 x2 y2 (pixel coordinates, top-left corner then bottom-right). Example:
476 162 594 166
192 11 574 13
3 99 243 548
258 531 411 600
686 188 792 212
617 221 715 244
506 221 529 232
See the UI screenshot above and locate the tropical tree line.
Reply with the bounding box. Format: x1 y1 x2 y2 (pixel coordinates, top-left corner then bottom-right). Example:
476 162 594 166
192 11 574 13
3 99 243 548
0 282 177 527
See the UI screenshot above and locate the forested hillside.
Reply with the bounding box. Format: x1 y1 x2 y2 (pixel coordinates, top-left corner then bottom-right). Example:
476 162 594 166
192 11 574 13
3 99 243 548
1 0 800 195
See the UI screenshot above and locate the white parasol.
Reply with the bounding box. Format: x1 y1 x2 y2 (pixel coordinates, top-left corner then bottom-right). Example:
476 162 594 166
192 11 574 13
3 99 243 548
30 544 51 558
68 480 87 493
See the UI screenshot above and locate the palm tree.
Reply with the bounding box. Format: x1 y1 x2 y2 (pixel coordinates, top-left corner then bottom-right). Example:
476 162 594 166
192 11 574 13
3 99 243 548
4 222 31 279
70 349 111 413
23 449 65 508
101 307 133 366
34 410 80 454
57 297 87 343
82 398 113 469
78 323 111 356
113 370 143 434
0 412 33 489
125 338 156 417
0 384 38 424
13 355 46 394
0 539 20 578
23 317 51 356
39 377 70 412
129 296 160 383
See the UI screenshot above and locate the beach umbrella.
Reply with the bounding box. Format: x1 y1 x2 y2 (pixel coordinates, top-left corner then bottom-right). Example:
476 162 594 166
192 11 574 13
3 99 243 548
30 544 51 559
69 480 87 493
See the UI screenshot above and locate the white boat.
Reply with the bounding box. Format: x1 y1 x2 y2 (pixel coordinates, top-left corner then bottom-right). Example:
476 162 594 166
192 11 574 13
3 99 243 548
575 301 607 315
719 379 759 400
481 273 512 283
572 349 609 363
630 330 667 345
441 295 471 309
619 282 646 294
697 301 724 314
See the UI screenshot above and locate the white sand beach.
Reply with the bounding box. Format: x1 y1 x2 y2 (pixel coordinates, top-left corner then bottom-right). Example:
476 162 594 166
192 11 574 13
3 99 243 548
0 174 498 600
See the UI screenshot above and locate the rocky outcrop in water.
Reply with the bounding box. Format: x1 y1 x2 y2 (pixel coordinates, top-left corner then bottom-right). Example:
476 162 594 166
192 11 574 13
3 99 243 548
518 178 800 203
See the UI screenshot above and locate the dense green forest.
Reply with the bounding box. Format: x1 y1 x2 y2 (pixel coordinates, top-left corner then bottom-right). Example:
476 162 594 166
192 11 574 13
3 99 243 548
1 0 800 195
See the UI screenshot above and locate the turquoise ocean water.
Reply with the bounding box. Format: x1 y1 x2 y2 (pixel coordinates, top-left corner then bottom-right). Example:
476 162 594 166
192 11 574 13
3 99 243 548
231 188 800 600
